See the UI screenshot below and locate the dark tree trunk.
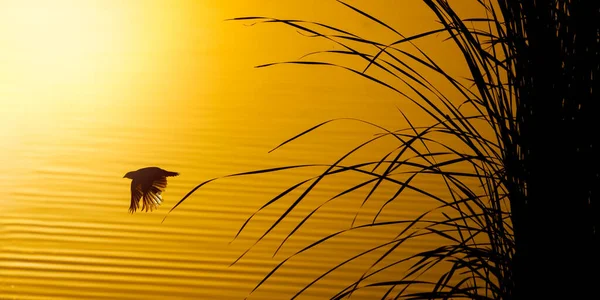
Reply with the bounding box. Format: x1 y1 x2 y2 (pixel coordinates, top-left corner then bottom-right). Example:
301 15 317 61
502 1 600 298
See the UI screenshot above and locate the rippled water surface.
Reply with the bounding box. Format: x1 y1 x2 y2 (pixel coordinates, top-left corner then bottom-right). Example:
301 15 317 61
0 1 477 299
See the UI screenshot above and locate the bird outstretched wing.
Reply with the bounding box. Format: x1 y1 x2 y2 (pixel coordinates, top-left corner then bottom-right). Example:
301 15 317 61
140 176 168 212
129 181 143 214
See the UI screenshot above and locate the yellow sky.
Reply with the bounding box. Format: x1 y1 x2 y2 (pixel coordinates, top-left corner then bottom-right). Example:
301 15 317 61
0 1 485 299
0 0 479 206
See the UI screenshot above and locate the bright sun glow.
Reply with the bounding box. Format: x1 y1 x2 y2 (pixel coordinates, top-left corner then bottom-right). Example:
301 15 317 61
0 0 211 196
0 1 128 90
0 0 134 179
0 0 209 113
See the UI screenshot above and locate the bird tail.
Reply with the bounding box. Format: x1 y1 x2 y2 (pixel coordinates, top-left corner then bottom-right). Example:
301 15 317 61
164 171 179 177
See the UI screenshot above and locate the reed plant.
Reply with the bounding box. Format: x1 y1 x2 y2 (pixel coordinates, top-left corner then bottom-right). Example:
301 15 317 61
168 0 598 298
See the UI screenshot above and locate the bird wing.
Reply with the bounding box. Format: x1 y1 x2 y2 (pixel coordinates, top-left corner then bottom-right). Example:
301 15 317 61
140 176 168 212
153 176 168 190
129 181 143 213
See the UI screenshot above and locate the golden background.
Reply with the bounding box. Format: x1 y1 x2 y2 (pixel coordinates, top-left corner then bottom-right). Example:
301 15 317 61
1 1 477 299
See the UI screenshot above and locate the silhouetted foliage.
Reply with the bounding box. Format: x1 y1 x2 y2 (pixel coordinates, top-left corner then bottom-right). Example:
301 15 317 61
171 0 599 298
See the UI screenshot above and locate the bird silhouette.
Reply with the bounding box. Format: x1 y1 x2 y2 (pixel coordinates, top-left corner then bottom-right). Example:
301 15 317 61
123 167 179 213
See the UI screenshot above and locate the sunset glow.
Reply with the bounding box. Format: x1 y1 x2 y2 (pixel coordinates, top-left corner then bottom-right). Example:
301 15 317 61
0 1 129 90
0 1 482 299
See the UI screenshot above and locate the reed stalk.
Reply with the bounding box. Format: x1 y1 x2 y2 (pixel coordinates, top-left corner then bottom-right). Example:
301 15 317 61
169 1 599 298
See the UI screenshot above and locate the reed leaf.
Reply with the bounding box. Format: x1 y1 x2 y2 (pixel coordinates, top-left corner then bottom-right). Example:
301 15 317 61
173 0 599 298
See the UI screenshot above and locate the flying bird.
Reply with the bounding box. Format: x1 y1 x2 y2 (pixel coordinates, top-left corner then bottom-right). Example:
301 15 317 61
123 167 179 213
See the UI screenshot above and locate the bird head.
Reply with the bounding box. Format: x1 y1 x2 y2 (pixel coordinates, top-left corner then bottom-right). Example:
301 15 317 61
123 171 135 179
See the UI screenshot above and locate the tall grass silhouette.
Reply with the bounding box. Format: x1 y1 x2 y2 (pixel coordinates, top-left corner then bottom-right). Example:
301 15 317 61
168 0 598 298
